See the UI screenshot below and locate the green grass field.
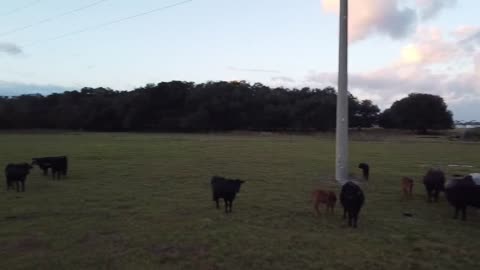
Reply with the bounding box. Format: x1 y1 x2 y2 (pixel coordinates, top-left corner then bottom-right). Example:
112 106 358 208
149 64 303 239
1 132 480 270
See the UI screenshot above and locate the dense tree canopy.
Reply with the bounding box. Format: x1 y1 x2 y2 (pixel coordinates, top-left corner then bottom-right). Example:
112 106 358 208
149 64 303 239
378 93 454 132
0 81 381 132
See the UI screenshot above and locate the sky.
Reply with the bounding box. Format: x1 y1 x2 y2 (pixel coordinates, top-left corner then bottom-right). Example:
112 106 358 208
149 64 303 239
0 0 479 120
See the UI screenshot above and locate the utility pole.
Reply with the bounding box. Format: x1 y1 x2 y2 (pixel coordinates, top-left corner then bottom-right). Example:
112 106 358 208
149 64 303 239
336 0 349 183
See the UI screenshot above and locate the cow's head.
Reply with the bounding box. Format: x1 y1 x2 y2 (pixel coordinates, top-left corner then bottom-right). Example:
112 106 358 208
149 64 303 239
234 179 245 193
358 163 369 169
20 163 33 172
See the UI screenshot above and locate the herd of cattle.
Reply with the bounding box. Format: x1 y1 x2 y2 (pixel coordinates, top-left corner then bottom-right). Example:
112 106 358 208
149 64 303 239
4 157 480 228
211 164 480 228
5 156 68 191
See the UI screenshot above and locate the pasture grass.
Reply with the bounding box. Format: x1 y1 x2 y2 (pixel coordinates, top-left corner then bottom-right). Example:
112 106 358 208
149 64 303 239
1 132 480 270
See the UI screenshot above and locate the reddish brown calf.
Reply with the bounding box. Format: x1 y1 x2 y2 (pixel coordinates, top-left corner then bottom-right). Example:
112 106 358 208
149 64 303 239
312 190 337 215
401 177 414 197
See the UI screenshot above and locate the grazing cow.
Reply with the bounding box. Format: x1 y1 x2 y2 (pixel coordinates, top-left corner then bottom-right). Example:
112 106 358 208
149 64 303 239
423 169 445 202
401 177 414 197
340 181 365 228
32 156 68 179
358 163 369 180
31 157 51 175
445 174 480 220
211 176 245 213
5 163 33 192
312 189 337 215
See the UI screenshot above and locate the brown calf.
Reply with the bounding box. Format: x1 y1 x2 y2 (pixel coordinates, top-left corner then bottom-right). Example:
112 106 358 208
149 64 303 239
401 177 414 197
312 190 337 215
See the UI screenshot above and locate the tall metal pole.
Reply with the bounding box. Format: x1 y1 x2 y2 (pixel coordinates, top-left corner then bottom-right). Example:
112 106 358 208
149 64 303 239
336 0 349 183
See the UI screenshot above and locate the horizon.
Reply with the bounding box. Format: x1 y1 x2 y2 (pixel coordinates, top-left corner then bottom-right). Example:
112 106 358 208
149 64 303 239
1 0 479 120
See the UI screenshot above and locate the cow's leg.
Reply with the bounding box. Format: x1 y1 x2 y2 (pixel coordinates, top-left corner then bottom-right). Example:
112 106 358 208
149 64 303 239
21 180 25 192
215 198 219 209
348 211 353 227
461 207 467 221
229 200 233 213
43 168 48 175
224 198 228 213
314 201 320 216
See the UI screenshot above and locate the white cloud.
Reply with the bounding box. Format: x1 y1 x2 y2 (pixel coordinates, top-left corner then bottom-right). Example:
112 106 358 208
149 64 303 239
305 27 480 111
321 0 457 43
416 0 457 20
451 26 479 40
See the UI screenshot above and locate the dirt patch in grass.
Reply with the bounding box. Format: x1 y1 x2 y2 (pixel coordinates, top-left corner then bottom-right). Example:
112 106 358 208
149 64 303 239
4 214 35 221
0 237 49 254
147 243 209 260
77 231 125 246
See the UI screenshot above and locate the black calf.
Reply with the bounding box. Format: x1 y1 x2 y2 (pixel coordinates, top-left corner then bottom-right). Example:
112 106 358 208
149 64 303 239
211 176 245 213
5 163 32 192
358 163 370 180
32 156 68 179
423 169 445 202
340 181 365 228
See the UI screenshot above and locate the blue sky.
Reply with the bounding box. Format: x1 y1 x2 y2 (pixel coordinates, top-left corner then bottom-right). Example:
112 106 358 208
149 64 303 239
0 0 479 120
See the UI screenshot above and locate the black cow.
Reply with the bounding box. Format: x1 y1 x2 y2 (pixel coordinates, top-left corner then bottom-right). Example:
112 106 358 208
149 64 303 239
340 181 365 228
423 168 445 202
5 163 33 192
31 157 51 175
445 174 480 220
358 163 369 180
211 176 245 213
32 156 68 179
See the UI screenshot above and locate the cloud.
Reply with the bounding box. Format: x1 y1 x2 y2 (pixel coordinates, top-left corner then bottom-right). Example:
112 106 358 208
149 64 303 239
321 0 456 43
227 66 280 74
451 26 480 41
322 0 417 42
271 76 295 83
399 27 458 65
461 30 480 47
0 81 73 96
0 42 22 55
305 27 480 114
416 0 457 20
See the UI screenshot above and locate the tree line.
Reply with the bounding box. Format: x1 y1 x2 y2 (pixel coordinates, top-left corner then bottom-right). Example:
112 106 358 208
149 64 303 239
0 81 453 132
